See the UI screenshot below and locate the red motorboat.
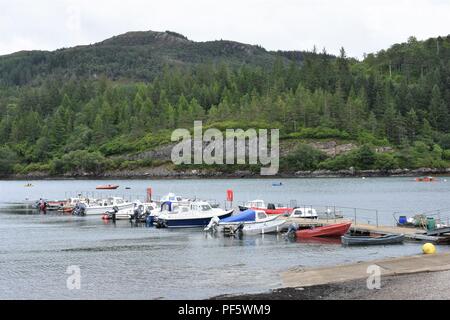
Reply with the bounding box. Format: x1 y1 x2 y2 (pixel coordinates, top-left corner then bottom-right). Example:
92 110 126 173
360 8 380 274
296 222 352 239
239 200 293 215
263 207 293 215
96 184 119 190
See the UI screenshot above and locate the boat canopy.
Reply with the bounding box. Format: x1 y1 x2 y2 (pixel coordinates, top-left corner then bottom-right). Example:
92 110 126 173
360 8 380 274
221 209 256 223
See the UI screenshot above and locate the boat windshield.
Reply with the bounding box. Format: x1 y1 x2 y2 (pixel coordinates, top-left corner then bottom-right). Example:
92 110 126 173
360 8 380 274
173 206 190 214
257 211 267 220
201 205 211 211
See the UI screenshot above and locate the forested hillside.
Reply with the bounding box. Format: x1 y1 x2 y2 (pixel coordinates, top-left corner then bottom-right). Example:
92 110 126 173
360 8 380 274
0 30 287 86
0 32 450 176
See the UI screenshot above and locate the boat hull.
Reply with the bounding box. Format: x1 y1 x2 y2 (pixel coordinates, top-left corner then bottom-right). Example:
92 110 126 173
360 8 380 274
85 202 134 215
96 185 119 190
239 206 292 215
158 210 233 228
219 218 286 235
296 222 352 238
341 234 405 246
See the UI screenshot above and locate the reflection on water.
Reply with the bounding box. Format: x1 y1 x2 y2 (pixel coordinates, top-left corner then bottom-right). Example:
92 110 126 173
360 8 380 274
1 177 450 299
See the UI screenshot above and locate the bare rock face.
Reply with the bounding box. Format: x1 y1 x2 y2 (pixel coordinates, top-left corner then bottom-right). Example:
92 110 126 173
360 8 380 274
130 144 176 161
375 146 394 153
306 141 357 156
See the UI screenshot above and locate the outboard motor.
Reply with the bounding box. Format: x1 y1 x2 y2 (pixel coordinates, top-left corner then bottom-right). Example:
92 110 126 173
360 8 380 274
73 203 87 216
146 215 154 227
234 223 245 234
286 223 299 238
204 216 220 232
267 203 276 210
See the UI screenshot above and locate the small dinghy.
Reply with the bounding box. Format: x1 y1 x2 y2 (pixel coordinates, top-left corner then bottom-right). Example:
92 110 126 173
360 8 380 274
341 234 405 246
205 209 286 235
295 222 352 238
272 182 283 187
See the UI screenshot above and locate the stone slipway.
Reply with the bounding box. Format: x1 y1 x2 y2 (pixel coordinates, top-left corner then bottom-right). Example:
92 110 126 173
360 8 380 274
281 252 450 288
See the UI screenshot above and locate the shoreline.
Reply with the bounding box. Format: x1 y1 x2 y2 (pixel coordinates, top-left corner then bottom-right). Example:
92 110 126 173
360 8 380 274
213 252 450 300
2 168 450 181
213 271 450 300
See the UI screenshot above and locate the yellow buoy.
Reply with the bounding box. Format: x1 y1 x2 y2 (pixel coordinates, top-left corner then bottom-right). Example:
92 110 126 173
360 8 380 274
422 243 436 254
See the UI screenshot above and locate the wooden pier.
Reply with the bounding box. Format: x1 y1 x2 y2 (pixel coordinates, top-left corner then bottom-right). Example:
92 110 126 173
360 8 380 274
285 217 450 244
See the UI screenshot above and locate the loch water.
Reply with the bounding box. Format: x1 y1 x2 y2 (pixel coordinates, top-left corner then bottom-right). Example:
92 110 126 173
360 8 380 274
1 177 449 299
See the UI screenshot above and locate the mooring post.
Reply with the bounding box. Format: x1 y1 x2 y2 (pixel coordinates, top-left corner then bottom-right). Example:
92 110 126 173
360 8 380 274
376 210 379 227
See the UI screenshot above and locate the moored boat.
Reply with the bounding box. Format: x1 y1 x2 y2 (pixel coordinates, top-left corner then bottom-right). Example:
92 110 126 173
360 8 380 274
239 200 293 215
103 201 158 221
205 209 287 235
341 234 405 246
83 197 133 215
415 176 438 182
295 222 352 238
96 184 120 190
155 201 233 228
290 207 318 219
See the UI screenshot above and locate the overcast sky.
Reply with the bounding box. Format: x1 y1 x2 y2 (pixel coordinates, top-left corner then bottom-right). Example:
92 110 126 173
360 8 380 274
1 0 449 58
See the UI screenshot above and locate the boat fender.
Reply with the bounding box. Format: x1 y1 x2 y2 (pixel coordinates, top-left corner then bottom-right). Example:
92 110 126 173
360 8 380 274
102 214 110 220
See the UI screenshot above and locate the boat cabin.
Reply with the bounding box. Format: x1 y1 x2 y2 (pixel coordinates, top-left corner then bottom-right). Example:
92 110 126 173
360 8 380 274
291 207 318 219
160 193 189 203
190 202 213 212
254 210 269 221
245 200 265 208
94 197 127 207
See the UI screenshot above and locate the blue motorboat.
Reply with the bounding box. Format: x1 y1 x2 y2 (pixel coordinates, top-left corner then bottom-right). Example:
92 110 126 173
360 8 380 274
155 201 233 228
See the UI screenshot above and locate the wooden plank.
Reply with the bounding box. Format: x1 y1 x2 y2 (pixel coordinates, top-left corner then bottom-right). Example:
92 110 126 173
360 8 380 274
427 227 450 236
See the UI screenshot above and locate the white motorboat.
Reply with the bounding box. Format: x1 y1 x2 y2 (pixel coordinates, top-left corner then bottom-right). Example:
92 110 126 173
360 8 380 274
205 209 287 235
155 201 233 228
84 197 133 215
290 207 318 219
105 201 158 220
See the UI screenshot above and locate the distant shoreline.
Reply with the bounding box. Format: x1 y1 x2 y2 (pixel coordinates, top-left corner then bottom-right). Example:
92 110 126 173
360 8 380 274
2 167 450 180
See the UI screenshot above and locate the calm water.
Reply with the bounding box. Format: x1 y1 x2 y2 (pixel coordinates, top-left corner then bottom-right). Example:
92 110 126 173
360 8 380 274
1 177 450 299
